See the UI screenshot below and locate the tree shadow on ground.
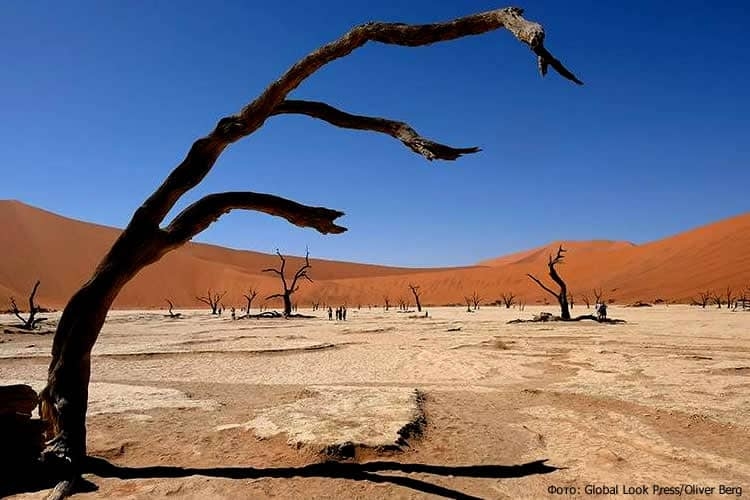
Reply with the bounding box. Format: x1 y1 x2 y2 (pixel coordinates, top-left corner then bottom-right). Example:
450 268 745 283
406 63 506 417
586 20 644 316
3 457 561 500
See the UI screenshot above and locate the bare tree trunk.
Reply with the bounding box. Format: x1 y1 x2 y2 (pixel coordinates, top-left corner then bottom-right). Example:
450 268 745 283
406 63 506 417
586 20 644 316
41 241 159 463
408 284 422 312
527 246 570 320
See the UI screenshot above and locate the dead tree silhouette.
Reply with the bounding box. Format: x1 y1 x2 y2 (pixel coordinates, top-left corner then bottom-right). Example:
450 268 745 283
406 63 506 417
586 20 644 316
527 246 571 320
470 291 482 310
164 299 181 319
408 284 423 312
693 291 711 308
243 288 259 316
724 287 733 310
196 289 227 315
263 249 312 316
593 288 604 306
9 280 47 330
500 292 516 308
581 293 590 309
464 296 473 313
35 7 581 496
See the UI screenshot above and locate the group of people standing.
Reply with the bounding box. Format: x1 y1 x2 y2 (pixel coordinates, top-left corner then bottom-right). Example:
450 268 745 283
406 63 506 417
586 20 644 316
328 306 347 321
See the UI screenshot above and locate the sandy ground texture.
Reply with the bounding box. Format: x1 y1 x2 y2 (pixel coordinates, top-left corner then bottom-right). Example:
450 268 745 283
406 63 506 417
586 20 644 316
1 305 749 499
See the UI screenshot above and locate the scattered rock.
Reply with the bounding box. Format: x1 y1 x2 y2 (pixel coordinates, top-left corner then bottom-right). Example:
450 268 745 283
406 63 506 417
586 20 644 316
224 386 425 455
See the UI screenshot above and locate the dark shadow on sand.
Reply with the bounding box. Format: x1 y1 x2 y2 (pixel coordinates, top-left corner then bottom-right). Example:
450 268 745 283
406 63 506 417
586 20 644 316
3 457 559 499
87 457 560 499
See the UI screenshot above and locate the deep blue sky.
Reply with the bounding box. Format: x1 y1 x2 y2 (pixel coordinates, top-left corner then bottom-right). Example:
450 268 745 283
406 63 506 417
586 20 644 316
2 1 748 266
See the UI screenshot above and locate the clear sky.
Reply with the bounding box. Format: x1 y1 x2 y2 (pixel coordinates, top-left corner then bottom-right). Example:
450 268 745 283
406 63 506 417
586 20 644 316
2 1 748 267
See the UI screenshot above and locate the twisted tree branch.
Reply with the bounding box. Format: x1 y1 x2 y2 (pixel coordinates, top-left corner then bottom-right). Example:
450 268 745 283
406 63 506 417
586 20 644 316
546 246 568 294
526 274 559 299
164 192 346 245
289 248 313 292
273 100 479 161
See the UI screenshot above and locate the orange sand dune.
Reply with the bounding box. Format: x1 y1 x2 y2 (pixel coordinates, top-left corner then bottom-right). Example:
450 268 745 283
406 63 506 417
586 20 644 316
1 200 749 310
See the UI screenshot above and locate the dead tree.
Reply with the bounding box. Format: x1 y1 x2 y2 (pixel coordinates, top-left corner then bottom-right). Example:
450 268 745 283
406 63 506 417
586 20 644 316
581 293 590 309
739 288 750 310
408 284 423 312
724 287 733 310
263 248 312 316
527 246 571 320
712 292 723 309
593 288 604 305
397 297 407 311
464 296 473 312
9 280 46 330
243 288 259 315
164 299 181 319
196 289 226 315
500 292 516 308
470 291 482 310
36 7 581 492
693 291 711 308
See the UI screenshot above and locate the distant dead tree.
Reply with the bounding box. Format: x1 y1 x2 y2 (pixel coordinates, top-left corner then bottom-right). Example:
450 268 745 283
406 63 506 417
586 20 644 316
567 293 574 309
470 291 482 310
724 287 733 310
593 288 604 305
581 293 590 309
408 284 423 312
693 291 711 308
527 246 571 320
34 7 581 491
9 280 47 330
500 292 516 309
263 248 312 316
196 289 226 315
738 288 750 310
242 288 259 315
711 291 723 309
464 296 473 313
164 299 182 319
397 297 407 311
383 296 390 311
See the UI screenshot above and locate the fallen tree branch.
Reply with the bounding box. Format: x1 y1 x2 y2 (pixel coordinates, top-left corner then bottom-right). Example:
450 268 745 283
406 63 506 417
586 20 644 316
508 314 626 324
